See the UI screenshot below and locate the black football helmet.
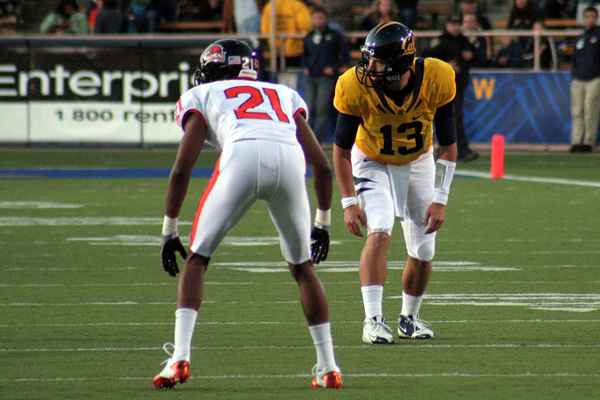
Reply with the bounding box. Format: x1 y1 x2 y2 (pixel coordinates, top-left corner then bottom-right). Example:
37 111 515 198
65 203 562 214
356 22 416 87
193 39 258 85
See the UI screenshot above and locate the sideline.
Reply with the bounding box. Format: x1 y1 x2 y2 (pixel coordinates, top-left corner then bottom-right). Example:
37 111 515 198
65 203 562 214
458 170 600 188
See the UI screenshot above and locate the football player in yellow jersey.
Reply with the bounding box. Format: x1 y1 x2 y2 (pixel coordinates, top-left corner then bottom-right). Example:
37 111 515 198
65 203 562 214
332 22 458 343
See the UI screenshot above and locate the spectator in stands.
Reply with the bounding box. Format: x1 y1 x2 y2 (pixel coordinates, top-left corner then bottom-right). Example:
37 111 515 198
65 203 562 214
127 0 160 32
302 6 349 141
0 0 18 35
426 16 479 161
360 0 399 31
508 0 541 30
177 0 222 21
233 0 260 34
306 0 349 32
40 0 88 34
462 12 490 67
93 0 124 33
260 0 312 67
88 0 99 31
458 0 491 30
543 0 576 19
494 36 527 67
154 0 177 23
570 6 600 153
506 0 545 67
395 0 418 29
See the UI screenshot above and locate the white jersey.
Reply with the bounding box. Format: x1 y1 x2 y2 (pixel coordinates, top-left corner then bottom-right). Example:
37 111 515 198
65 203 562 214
175 79 308 150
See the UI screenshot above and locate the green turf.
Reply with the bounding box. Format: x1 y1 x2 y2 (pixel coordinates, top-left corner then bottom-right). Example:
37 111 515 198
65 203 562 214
1 149 599 400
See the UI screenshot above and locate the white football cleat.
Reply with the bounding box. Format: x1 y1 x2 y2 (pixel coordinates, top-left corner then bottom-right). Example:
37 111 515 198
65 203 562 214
311 364 343 389
362 315 394 344
397 314 435 339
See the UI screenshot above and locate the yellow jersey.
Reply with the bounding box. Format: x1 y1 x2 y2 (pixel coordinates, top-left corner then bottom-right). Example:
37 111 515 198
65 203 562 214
260 0 312 58
333 57 456 165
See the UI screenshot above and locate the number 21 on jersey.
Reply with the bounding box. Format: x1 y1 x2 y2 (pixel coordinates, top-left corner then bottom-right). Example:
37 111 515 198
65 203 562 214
224 86 289 123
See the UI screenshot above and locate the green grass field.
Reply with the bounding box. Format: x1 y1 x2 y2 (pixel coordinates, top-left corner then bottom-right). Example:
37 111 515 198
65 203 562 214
1 149 599 399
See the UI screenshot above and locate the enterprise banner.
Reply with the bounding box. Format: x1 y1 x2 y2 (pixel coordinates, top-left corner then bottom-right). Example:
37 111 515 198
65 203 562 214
0 40 208 144
0 40 582 145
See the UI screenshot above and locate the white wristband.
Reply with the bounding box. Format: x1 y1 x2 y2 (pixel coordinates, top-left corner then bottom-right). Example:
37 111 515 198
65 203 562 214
341 196 358 209
161 215 178 237
314 209 331 228
433 159 456 206
433 191 449 206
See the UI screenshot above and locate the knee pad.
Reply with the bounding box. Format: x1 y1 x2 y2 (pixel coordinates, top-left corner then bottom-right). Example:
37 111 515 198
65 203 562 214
407 239 435 262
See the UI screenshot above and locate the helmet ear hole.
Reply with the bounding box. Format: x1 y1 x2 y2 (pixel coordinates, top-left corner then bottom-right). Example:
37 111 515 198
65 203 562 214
193 68 203 86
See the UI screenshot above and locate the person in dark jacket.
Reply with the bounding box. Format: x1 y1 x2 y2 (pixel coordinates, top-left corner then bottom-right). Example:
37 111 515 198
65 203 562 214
507 0 540 29
360 0 399 32
570 6 600 153
303 6 349 142
462 12 490 67
458 0 491 30
543 0 576 19
395 0 418 29
507 0 548 67
494 36 527 68
94 0 124 33
426 16 478 161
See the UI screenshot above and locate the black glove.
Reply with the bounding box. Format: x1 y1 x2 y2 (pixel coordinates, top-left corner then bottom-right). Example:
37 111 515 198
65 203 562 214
310 226 329 264
160 235 188 277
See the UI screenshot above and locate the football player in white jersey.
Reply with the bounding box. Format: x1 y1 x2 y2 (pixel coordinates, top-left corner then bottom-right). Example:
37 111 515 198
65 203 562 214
152 40 342 390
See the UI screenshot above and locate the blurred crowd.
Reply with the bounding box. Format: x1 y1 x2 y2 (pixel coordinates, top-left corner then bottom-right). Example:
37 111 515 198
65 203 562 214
0 0 596 73
0 1 583 69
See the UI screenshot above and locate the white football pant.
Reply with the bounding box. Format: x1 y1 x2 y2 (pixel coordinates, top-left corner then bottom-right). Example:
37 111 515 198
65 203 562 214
189 139 311 265
351 147 436 262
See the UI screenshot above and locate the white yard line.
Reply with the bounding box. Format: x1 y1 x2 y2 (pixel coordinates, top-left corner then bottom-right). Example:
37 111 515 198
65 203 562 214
3 292 600 309
0 300 305 307
2 343 600 353
442 250 600 255
0 201 83 209
213 260 519 273
215 260 481 267
458 170 600 188
0 217 191 226
2 266 139 272
0 282 254 288
2 263 592 273
1 372 599 383
1 319 599 329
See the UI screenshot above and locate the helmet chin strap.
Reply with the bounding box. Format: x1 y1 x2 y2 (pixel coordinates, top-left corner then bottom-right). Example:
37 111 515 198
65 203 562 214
379 67 412 91
386 72 402 81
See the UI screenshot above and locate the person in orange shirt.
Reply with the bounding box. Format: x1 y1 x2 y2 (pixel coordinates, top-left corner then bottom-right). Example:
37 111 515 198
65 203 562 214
260 0 312 67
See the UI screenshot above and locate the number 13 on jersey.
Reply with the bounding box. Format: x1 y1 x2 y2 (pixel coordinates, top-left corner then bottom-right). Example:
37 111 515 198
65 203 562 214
379 121 424 155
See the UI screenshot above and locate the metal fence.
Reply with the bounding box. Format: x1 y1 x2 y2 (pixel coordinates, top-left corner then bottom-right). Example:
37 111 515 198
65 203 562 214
0 27 583 72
